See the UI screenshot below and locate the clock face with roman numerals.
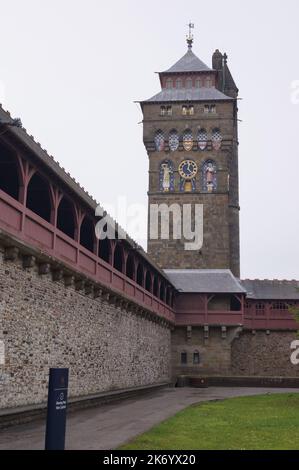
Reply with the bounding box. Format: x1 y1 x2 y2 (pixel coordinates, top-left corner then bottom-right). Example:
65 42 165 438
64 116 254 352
178 160 198 179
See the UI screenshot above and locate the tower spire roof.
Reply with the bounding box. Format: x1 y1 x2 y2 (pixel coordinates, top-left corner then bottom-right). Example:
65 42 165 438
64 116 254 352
161 23 212 73
161 49 212 74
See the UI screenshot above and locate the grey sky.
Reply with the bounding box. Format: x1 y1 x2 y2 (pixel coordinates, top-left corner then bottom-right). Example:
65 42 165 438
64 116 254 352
1 0 298 279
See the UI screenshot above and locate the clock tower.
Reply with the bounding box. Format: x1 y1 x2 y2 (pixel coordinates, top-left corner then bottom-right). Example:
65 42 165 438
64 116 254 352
139 32 240 277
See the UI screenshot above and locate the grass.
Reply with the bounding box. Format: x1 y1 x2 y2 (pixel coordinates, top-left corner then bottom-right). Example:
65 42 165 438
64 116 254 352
120 393 299 450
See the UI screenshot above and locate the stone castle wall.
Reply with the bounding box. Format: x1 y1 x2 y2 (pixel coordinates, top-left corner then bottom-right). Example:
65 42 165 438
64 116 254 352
172 327 299 378
0 247 171 410
231 330 299 377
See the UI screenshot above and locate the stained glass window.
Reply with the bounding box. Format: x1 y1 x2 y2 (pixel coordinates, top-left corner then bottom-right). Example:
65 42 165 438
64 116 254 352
202 160 217 192
197 129 208 150
154 130 165 151
212 128 222 150
168 130 179 151
183 129 193 151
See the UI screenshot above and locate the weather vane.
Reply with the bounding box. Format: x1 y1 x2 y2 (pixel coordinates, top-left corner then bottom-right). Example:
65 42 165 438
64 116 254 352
186 22 194 49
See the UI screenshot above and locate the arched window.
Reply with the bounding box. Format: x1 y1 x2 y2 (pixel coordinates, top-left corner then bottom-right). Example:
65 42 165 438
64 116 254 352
195 78 202 88
205 76 212 88
166 287 172 306
80 216 95 252
193 351 200 364
98 237 111 263
159 282 165 302
136 263 144 287
165 78 173 89
183 129 193 151
154 130 165 152
153 276 159 297
186 78 193 89
126 253 135 280
176 78 182 89
159 160 174 192
145 271 152 292
0 143 20 200
113 244 124 272
168 130 179 151
57 197 75 239
26 173 52 222
202 160 217 193
197 128 208 150
212 128 222 150
181 351 187 365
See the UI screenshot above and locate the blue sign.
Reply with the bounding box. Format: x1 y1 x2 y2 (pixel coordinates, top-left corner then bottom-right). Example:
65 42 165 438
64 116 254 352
45 368 69 450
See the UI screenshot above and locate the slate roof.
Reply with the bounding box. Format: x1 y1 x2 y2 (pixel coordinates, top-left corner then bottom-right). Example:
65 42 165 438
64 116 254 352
164 269 246 294
241 280 299 300
144 86 233 103
161 49 212 73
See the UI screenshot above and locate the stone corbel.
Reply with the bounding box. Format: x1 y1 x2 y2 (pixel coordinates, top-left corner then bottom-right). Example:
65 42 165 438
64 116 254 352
4 246 19 261
39 263 51 275
23 255 36 269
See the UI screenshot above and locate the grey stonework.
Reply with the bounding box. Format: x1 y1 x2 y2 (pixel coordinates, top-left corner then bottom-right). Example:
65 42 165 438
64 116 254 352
231 331 299 377
172 327 299 378
143 99 240 276
0 248 171 410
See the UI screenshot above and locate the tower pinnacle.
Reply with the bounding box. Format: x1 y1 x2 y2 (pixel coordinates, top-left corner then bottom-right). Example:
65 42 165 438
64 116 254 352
186 22 194 49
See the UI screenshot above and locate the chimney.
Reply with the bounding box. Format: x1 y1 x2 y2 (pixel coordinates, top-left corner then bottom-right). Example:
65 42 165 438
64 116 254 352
212 49 223 70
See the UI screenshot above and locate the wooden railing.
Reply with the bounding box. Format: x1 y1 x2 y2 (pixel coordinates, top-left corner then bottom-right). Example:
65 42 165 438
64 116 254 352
0 189 175 323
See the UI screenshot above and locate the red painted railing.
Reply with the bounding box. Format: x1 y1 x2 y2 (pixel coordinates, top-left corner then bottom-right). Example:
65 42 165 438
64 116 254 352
0 189 175 323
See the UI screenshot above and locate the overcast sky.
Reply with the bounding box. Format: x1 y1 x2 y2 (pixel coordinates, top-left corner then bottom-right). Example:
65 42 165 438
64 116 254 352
1 0 298 279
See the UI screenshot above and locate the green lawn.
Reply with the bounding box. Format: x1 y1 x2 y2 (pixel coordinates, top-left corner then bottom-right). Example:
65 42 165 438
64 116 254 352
120 393 299 450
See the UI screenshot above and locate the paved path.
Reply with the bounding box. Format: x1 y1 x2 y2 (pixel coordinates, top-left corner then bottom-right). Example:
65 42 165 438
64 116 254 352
0 387 298 450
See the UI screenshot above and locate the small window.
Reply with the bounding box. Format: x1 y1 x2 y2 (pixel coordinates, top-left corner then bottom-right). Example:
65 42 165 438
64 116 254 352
255 303 265 315
181 352 187 365
166 78 173 89
182 105 194 116
166 106 172 116
176 78 182 89
205 76 212 88
204 104 216 114
271 302 289 310
160 106 166 116
195 78 202 88
193 351 200 364
186 78 192 89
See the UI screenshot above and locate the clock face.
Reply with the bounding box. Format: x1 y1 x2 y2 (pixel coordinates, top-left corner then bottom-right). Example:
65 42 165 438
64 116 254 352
178 160 198 179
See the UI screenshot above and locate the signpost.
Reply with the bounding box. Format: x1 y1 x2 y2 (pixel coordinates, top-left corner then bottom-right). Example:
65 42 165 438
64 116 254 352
45 368 69 450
